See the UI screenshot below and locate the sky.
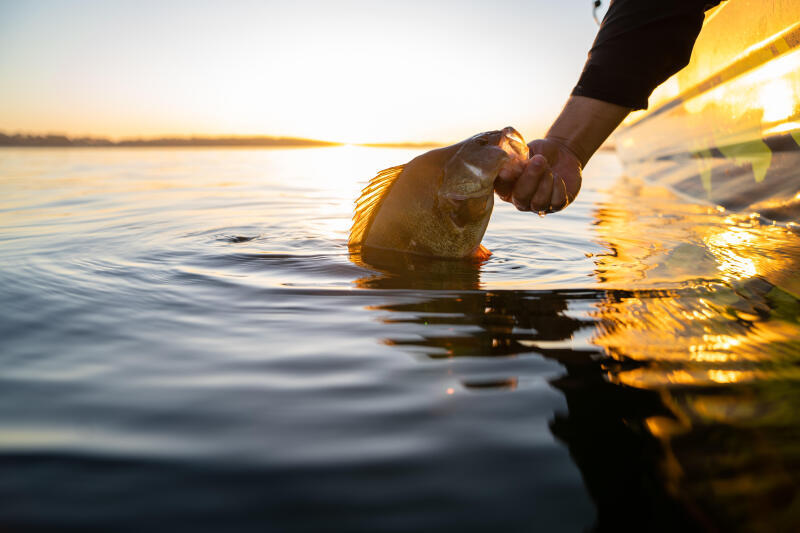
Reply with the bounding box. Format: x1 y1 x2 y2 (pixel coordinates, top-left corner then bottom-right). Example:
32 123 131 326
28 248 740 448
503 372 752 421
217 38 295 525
0 0 601 144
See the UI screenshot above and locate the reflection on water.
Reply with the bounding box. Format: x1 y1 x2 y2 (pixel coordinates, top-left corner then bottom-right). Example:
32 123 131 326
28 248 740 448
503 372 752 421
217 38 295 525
1 147 799 531
371 289 592 359
350 247 485 290
366 287 709 530
353 164 800 530
585 175 800 531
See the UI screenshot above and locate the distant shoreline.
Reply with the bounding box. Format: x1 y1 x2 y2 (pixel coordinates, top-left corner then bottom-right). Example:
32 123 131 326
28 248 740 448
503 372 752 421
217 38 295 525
0 133 340 148
0 132 444 149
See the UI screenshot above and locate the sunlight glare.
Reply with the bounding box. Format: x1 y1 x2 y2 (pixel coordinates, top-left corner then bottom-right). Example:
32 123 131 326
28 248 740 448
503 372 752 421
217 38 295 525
757 78 795 124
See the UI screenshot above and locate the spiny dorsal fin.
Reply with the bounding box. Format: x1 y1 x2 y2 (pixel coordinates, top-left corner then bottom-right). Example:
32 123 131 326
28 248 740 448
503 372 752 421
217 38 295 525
349 164 405 248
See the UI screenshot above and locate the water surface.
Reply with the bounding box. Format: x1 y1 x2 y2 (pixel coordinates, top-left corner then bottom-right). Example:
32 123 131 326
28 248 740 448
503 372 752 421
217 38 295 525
1 147 799 531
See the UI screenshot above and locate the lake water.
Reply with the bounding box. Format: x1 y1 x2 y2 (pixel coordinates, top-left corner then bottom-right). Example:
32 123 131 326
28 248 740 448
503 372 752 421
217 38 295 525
1 146 799 531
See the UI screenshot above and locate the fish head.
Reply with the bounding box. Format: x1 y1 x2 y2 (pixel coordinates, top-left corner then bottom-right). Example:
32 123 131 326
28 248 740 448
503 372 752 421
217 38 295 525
438 126 528 228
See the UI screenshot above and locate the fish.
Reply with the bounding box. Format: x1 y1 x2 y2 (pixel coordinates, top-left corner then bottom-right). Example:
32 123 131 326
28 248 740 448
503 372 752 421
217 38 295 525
349 126 529 259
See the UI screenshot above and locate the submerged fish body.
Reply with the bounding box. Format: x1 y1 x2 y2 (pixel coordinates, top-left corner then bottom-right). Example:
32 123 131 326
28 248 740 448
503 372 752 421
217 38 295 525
349 127 528 259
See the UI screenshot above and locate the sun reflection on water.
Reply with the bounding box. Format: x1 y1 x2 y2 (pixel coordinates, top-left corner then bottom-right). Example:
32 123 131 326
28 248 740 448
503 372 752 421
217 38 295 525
584 168 800 530
704 223 760 279
591 173 800 367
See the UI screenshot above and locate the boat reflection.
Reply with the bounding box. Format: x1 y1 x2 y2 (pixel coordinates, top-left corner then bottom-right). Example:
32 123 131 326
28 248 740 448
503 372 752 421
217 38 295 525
356 281 800 529
354 282 705 529
589 175 800 531
352 173 800 530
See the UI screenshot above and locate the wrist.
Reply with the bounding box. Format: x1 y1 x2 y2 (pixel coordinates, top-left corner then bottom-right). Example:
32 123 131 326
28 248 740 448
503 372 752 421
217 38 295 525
542 135 585 170
545 95 631 167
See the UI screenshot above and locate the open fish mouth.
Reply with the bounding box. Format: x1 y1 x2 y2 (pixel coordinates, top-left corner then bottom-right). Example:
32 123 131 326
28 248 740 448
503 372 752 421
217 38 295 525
503 126 524 146
499 126 529 159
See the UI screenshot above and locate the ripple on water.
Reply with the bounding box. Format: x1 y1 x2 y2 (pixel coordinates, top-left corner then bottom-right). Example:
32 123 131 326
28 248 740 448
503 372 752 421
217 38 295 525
1 148 799 531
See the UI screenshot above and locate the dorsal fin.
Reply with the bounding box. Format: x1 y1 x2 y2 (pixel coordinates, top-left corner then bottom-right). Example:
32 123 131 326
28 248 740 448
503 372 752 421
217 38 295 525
348 164 405 248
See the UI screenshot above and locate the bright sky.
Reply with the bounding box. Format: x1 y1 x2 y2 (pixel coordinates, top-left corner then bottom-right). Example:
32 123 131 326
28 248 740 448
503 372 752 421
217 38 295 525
0 0 600 144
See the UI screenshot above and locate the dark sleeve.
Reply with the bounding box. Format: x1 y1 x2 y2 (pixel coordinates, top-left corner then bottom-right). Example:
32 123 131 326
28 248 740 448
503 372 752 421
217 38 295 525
571 0 723 110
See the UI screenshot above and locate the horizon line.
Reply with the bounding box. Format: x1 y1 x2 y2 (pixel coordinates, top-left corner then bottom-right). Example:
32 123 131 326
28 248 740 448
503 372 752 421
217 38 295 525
0 131 445 149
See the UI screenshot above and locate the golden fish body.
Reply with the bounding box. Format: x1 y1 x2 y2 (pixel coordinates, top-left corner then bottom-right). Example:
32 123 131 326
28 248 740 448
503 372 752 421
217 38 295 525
349 127 528 259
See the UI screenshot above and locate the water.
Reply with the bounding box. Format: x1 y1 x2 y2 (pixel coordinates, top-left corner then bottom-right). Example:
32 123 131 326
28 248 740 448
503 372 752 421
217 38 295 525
1 146 799 531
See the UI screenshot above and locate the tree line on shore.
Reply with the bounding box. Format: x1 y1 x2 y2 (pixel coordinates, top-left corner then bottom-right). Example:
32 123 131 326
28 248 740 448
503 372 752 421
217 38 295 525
0 132 341 147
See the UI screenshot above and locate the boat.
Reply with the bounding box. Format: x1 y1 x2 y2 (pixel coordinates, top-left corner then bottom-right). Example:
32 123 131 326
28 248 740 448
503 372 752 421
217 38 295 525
613 0 800 224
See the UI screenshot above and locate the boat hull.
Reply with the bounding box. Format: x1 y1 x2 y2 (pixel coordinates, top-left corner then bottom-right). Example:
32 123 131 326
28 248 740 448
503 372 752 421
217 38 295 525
614 0 800 223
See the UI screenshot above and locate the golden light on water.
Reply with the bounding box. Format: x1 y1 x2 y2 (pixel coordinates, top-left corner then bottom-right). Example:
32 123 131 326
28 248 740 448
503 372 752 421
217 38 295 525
610 367 756 388
706 369 750 384
589 163 800 397
292 145 424 241
703 225 760 280
689 334 742 361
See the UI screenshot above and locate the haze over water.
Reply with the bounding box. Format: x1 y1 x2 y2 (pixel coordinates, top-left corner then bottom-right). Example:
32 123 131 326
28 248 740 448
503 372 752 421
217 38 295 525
1 146 799 531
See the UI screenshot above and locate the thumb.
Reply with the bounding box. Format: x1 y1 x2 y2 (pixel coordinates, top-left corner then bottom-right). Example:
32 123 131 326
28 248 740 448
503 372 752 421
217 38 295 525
494 157 524 199
528 153 548 168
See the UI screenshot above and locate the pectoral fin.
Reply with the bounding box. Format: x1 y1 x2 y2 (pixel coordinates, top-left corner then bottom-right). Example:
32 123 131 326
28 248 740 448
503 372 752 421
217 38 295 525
472 244 492 261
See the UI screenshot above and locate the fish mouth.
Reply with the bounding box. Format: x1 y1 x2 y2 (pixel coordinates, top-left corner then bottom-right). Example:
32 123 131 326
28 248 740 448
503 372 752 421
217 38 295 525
499 126 529 159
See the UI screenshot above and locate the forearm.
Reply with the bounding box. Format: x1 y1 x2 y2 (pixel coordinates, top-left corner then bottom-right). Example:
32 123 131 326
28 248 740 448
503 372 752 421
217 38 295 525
545 95 631 167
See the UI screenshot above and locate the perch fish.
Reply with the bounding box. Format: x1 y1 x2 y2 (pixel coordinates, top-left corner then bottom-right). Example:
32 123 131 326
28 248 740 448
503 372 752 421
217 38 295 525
349 127 528 259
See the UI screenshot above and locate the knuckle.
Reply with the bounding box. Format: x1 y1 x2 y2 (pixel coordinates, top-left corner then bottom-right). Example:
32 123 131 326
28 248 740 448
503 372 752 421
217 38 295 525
524 161 544 177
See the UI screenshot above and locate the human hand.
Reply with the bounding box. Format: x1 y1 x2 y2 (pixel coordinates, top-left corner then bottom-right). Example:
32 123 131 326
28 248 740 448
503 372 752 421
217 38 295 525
494 138 582 214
